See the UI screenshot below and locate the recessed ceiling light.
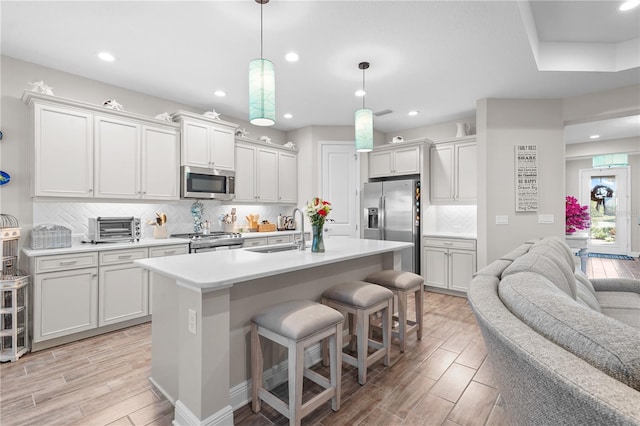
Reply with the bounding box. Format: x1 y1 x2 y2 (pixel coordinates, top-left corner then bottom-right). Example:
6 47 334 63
284 113 293 119
214 90 226 97
98 51 115 62
620 0 640 11
408 111 419 116
285 52 299 62
590 134 601 139
355 90 366 97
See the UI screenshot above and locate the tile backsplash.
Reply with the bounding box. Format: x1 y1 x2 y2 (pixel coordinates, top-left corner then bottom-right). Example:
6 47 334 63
423 205 477 235
33 200 296 241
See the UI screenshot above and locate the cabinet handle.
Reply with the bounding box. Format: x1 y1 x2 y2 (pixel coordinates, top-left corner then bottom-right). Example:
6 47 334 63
88 189 93 193
118 255 132 259
59 260 77 266
443 242 453 246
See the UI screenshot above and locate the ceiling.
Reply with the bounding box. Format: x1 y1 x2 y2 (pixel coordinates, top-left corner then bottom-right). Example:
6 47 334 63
2 1 639 141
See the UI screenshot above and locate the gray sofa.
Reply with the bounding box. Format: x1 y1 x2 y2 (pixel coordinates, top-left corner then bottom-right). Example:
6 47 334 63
468 236 640 425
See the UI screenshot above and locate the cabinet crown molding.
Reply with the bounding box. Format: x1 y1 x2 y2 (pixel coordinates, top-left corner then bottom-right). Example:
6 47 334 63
373 138 432 152
170 110 238 129
235 136 298 152
22 91 180 128
431 135 476 145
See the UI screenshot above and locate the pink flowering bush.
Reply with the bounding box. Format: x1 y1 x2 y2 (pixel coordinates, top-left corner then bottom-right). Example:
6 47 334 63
565 196 590 234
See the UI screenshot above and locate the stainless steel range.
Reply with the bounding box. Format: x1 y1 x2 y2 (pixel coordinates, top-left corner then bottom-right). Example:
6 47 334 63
170 232 245 253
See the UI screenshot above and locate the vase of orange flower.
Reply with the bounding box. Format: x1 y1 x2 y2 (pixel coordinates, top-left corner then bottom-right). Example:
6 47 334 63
305 197 331 253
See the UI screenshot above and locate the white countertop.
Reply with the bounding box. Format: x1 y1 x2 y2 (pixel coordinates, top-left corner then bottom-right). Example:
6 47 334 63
135 238 412 292
423 232 477 240
240 230 300 238
22 238 191 257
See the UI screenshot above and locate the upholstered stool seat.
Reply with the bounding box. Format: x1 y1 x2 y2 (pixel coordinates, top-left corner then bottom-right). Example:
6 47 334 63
321 281 393 385
251 300 344 426
365 270 424 352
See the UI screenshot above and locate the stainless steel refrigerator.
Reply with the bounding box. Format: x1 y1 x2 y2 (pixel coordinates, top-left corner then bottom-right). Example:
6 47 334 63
363 179 420 273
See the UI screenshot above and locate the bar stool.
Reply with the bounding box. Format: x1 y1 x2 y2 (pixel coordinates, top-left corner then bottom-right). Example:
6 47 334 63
321 281 393 385
365 270 424 352
251 300 344 426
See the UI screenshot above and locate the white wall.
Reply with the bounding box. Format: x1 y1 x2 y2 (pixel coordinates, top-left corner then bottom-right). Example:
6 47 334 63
477 98 566 266
384 116 476 143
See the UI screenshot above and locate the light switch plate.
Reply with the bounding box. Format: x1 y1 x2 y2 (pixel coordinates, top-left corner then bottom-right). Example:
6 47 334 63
538 214 555 224
496 215 509 225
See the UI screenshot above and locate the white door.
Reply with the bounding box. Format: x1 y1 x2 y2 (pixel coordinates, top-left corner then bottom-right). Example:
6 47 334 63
320 141 359 238
579 167 630 255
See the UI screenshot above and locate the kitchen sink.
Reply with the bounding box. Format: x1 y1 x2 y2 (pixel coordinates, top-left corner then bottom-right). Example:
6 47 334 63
246 244 306 254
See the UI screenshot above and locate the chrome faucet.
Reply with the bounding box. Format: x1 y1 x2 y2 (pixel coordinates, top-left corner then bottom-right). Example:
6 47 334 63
292 208 306 250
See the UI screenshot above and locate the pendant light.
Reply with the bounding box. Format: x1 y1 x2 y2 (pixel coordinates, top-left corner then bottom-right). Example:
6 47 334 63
249 0 275 126
355 62 373 152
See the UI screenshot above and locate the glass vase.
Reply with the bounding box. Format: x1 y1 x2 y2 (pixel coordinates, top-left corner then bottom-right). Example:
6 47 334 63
311 222 325 253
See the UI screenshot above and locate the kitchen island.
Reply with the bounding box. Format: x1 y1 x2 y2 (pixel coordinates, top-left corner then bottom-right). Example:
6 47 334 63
135 238 412 426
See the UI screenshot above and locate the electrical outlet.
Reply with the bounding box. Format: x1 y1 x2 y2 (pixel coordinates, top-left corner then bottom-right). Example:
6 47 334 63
188 309 197 335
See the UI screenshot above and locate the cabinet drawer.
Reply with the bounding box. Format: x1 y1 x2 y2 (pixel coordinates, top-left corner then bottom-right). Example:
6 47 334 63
100 248 148 265
243 238 268 248
35 252 98 273
423 238 476 250
267 235 292 245
148 244 189 258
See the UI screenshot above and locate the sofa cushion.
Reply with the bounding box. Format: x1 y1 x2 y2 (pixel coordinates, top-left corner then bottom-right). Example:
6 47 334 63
596 291 640 330
474 259 513 278
527 245 577 296
499 271 640 391
576 280 602 312
502 252 577 300
499 244 531 261
531 236 577 272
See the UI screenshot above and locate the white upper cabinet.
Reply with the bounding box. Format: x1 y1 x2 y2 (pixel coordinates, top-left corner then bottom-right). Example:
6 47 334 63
173 111 238 171
430 136 476 203
141 125 180 200
369 144 421 178
277 151 298 203
94 116 141 199
256 148 278 202
23 92 180 200
31 103 94 197
234 138 298 204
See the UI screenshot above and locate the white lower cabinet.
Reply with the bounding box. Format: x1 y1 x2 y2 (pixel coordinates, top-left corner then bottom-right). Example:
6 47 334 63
33 253 99 342
242 237 268 248
98 248 149 326
30 243 189 348
423 237 476 293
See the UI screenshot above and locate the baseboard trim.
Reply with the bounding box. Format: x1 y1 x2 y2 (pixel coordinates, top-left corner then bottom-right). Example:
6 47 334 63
173 400 233 426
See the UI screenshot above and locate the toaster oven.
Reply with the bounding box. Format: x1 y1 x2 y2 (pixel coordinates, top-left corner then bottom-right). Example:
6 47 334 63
88 217 141 243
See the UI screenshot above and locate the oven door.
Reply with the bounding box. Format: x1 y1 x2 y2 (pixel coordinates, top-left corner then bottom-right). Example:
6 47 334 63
182 166 235 200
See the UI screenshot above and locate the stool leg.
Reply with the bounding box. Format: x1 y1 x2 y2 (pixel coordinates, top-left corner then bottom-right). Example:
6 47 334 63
415 287 424 340
250 322 262 413
348 312 356 353
288 340 304 426
356 308 368 385
383 299 392 367
397 289 408 352
330 322 343 411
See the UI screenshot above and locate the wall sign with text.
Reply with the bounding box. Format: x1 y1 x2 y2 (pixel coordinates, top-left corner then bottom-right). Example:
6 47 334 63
515 145 538 212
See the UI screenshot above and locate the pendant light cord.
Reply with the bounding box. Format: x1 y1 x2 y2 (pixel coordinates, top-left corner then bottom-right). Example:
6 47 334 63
362 67 366 109
260 1 264 59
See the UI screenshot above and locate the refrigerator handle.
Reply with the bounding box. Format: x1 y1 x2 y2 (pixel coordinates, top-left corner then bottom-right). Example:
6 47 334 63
380 195 386 240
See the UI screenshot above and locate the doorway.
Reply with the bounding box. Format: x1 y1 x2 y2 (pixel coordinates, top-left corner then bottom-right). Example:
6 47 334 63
579 167 630 255
319 141 359 238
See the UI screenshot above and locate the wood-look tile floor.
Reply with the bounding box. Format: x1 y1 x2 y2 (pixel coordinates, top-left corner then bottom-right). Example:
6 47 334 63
1 257 637 426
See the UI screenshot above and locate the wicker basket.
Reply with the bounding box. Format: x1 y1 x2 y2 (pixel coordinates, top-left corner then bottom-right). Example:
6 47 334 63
30 224 72 249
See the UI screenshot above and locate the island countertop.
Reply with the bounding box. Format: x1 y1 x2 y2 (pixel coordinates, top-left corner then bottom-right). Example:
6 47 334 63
135 238 412 291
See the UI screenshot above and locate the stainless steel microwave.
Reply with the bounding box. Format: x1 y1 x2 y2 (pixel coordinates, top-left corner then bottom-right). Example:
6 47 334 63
181 166 235 200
